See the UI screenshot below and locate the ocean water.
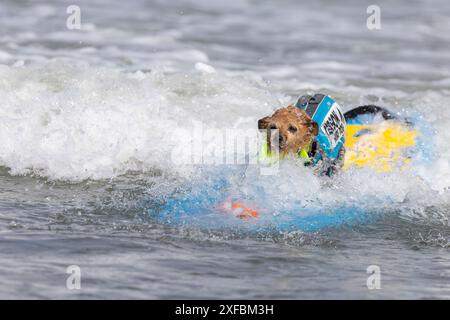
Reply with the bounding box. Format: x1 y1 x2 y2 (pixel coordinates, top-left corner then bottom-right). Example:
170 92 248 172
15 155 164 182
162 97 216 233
1 0 450 299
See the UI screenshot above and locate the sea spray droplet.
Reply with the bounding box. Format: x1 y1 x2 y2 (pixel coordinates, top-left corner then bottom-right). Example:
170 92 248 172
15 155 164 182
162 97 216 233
195 62 216 74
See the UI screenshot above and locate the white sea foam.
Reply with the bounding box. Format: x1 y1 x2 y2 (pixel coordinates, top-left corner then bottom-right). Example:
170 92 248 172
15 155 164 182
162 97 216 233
0 62 277 180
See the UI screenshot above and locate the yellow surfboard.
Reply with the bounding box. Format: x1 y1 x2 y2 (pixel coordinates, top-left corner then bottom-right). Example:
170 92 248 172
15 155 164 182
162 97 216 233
344 121 417 172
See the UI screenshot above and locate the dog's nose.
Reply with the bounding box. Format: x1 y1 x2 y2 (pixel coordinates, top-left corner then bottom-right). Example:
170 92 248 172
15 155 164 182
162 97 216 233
278 135 284 145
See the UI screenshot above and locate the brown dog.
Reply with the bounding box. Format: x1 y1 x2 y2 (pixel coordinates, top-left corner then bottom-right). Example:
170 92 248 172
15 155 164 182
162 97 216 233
258 106 319 156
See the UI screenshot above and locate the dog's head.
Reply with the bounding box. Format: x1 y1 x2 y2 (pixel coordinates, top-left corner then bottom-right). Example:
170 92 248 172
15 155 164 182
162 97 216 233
258 106 319 155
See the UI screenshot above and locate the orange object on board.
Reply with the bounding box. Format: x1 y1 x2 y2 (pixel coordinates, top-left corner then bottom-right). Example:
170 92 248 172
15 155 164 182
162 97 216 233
218 200 259 220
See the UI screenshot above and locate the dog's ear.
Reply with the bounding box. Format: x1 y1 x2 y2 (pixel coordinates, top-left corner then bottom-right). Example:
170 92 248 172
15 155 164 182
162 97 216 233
309 121 319 136
258 116 272 129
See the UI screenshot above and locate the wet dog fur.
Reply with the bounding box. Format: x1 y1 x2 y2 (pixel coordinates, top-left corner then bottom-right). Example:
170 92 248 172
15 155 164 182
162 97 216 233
258 106 319 156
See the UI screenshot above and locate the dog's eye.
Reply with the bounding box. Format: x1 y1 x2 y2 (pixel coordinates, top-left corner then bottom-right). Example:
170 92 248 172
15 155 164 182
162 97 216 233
269 124 277 130
288 125 297 134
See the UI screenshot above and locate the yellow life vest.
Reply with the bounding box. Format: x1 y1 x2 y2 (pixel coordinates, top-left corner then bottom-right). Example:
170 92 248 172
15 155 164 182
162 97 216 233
259 142 311 161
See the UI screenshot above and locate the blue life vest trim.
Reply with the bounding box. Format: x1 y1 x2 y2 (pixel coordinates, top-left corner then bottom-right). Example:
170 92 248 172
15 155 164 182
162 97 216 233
296 95 346 160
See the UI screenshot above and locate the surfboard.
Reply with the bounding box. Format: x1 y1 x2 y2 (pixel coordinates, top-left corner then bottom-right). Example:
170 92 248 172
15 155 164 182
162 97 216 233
343 105 418 172
156 105 430 232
